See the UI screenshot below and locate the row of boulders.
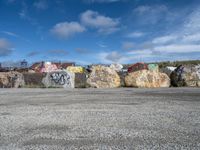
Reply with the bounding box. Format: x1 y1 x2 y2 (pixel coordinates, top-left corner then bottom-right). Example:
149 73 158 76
86 64 200 88
0 64 200 88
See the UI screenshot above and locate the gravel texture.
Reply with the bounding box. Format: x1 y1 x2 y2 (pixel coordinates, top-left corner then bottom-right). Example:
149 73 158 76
0 88 200 149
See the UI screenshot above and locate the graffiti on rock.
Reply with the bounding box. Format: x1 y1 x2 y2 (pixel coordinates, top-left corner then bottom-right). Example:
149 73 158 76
42 71 75 88
50 72 71 86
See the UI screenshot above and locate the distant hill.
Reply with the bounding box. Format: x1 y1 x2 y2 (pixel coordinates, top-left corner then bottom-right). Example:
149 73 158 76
156 60 200 68
123 60 200 69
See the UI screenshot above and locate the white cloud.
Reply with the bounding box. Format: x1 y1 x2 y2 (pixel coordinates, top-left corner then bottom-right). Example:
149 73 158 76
19 2 38 26
7 0 16 3
127 49 152 55
34 0 48 10
83 0 120 3
1 31 19 38
51 22 85 38
154 44 200 53
182 33 200 43
133 5 169 24
152 35 178 44
98 49 155 64
126 31 145 38
97 42 107 48
134 5 168 15
0 38 13 57
98 51 122 63
80 10 120 34
122 42 135 50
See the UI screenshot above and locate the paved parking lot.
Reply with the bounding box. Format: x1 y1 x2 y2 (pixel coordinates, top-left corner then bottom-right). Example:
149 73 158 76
0 88 200 149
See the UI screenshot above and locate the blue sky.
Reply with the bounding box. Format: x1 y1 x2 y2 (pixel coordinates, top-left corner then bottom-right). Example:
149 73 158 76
0 0 200 65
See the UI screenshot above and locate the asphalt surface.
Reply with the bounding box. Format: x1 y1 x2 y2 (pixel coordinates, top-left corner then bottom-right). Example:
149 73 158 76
0 88 200 150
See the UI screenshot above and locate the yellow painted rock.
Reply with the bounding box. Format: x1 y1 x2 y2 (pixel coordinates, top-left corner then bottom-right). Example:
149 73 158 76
67 66 84 73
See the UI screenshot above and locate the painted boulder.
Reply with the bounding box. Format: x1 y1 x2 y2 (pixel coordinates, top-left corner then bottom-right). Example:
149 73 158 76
170 65 200 87
42 71 75 88
128 62 148 73
125 70 170 88
66 66 84 73
87 65 121 88
40 62 58 73
148 64 159 72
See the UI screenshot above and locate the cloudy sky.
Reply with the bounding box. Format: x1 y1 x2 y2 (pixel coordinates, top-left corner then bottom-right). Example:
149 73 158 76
0 0 200 65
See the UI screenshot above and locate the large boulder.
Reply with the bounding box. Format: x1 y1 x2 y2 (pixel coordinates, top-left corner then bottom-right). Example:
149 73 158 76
125 70 170 88
42 70 75 88
23 73 46 88
170 65 200 87
0 72 24 88
87 65 121 88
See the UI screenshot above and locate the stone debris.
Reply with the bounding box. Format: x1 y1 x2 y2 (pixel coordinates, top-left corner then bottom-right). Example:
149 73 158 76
87 65 121 88
125 70 170 88
0 72 24 88
170 65 200 87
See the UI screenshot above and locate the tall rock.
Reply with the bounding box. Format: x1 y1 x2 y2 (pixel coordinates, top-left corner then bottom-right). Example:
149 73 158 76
87 65 121 88
125 70 170 88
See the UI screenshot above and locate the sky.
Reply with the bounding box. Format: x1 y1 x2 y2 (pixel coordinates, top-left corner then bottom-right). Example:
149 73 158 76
0 0 200 65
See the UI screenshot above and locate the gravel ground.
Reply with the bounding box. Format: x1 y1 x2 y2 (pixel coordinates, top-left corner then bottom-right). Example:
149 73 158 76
0 88 200 150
